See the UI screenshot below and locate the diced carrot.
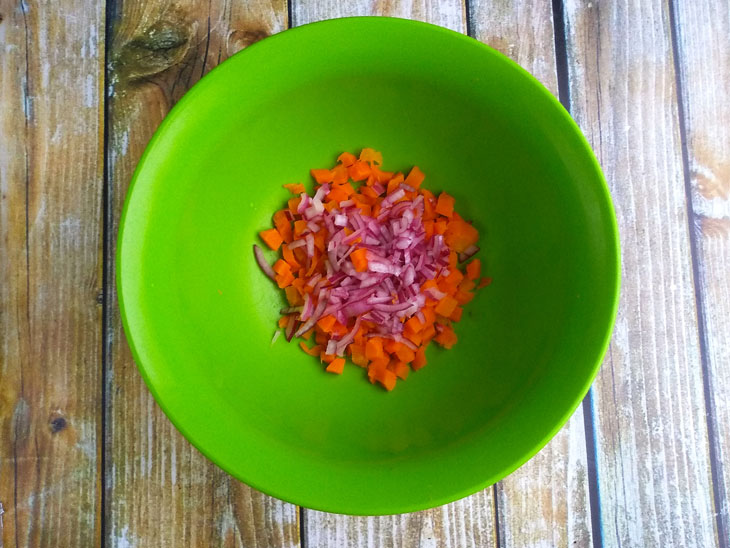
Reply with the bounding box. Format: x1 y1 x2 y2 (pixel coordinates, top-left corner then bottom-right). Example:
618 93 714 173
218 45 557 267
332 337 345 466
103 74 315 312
433 219 448 235
435 295 458 317
288 197 301 214
386 177 401 195
326 358 345 374
377 369 397 391
478 276 492 288
435 192 455 218
411 347 427 370
275 271 294 289
293 220 307 238
404 316 423 334
331 163 349 185
311 169 333 184
273 259 290 276
434 326 458 349
332 321 348 337
259 228 283 250
320 353 336 364
367 356 389 383
359 148 382 166
301 328 314 341
459 279 477 292
466 259 481 280
372 166 393 183
445 267 464 286
282 245 301 269
299 342 322 356
420 324 437 344
395 346 415 364
285 286 303 306
365 337 384 361
404 330 422 347
273 210 293 243
315 330 328 345
316 314 336 332
327 185 349 203
383 339 403 354
444 218 479 253
450 306 463 322
393 361 410 380
422 307 436 325
404 166 425 189
423 220 434 240
348 160 371 181
337 151 357 167
454 290 475 305
283 182 305 194
350 248 368 272
278 316 289 329
388 172 404 188
350 344 368 367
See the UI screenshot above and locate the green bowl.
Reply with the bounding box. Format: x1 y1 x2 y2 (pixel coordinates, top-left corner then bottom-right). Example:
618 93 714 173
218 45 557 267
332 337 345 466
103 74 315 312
118 17 619 515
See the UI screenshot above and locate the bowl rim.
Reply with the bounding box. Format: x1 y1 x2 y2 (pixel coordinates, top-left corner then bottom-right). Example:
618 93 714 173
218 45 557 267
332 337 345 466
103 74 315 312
116 15 621 515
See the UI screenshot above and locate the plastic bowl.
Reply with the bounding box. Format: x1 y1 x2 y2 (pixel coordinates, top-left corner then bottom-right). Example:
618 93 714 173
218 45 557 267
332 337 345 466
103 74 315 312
117 17 620 515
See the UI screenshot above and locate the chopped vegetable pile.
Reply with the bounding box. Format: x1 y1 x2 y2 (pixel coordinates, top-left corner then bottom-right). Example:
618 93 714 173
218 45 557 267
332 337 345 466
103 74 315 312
254 149 490 391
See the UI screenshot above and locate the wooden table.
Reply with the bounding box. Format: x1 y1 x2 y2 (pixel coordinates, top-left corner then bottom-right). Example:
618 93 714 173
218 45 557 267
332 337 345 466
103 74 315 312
1 1 728 546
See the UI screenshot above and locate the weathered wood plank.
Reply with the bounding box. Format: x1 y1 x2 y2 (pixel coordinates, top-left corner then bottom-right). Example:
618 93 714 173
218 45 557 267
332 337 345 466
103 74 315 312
105 2 299 546
563 0 717 546
290 0 465 32
0 0 105 546
469 2 594 546
673 0 730 542
303 490 496 548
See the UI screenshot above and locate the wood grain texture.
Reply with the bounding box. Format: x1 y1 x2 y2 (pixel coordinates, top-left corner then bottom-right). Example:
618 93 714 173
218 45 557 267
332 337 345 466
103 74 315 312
0 0 104 546
563 0 717 546
470 2 594 546
105 2 299 546
673 0 730 541
291 0 465 33
303 490 497 548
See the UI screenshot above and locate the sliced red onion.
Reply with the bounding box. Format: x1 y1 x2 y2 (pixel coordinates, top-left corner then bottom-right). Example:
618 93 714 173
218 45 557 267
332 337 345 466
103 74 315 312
253 245 276 280
285 316 297 341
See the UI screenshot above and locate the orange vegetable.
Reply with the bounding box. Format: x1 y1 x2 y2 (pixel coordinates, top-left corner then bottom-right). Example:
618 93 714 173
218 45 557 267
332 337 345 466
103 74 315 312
435 192 455 218
412 347 427 370
466 259 481 280
350 248 368 272
365 338 384 361
404 166 425 189
444 218 479 253
259 228 283 250
337 151 357 167
257 149 490 391
311 169 333 184
283 182 305 194
326 358 345 374
435 295 458 317
300 342 322 356
478 276 493 288
348 160 371 181
359 148 382 165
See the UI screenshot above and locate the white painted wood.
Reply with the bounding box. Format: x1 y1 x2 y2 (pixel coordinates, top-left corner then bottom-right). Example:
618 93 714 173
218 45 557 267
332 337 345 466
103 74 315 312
563 0 718 546
673 0 730 538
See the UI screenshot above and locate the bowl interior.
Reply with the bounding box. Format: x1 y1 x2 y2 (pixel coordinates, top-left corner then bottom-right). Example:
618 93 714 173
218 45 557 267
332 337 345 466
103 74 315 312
118 17 619 515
